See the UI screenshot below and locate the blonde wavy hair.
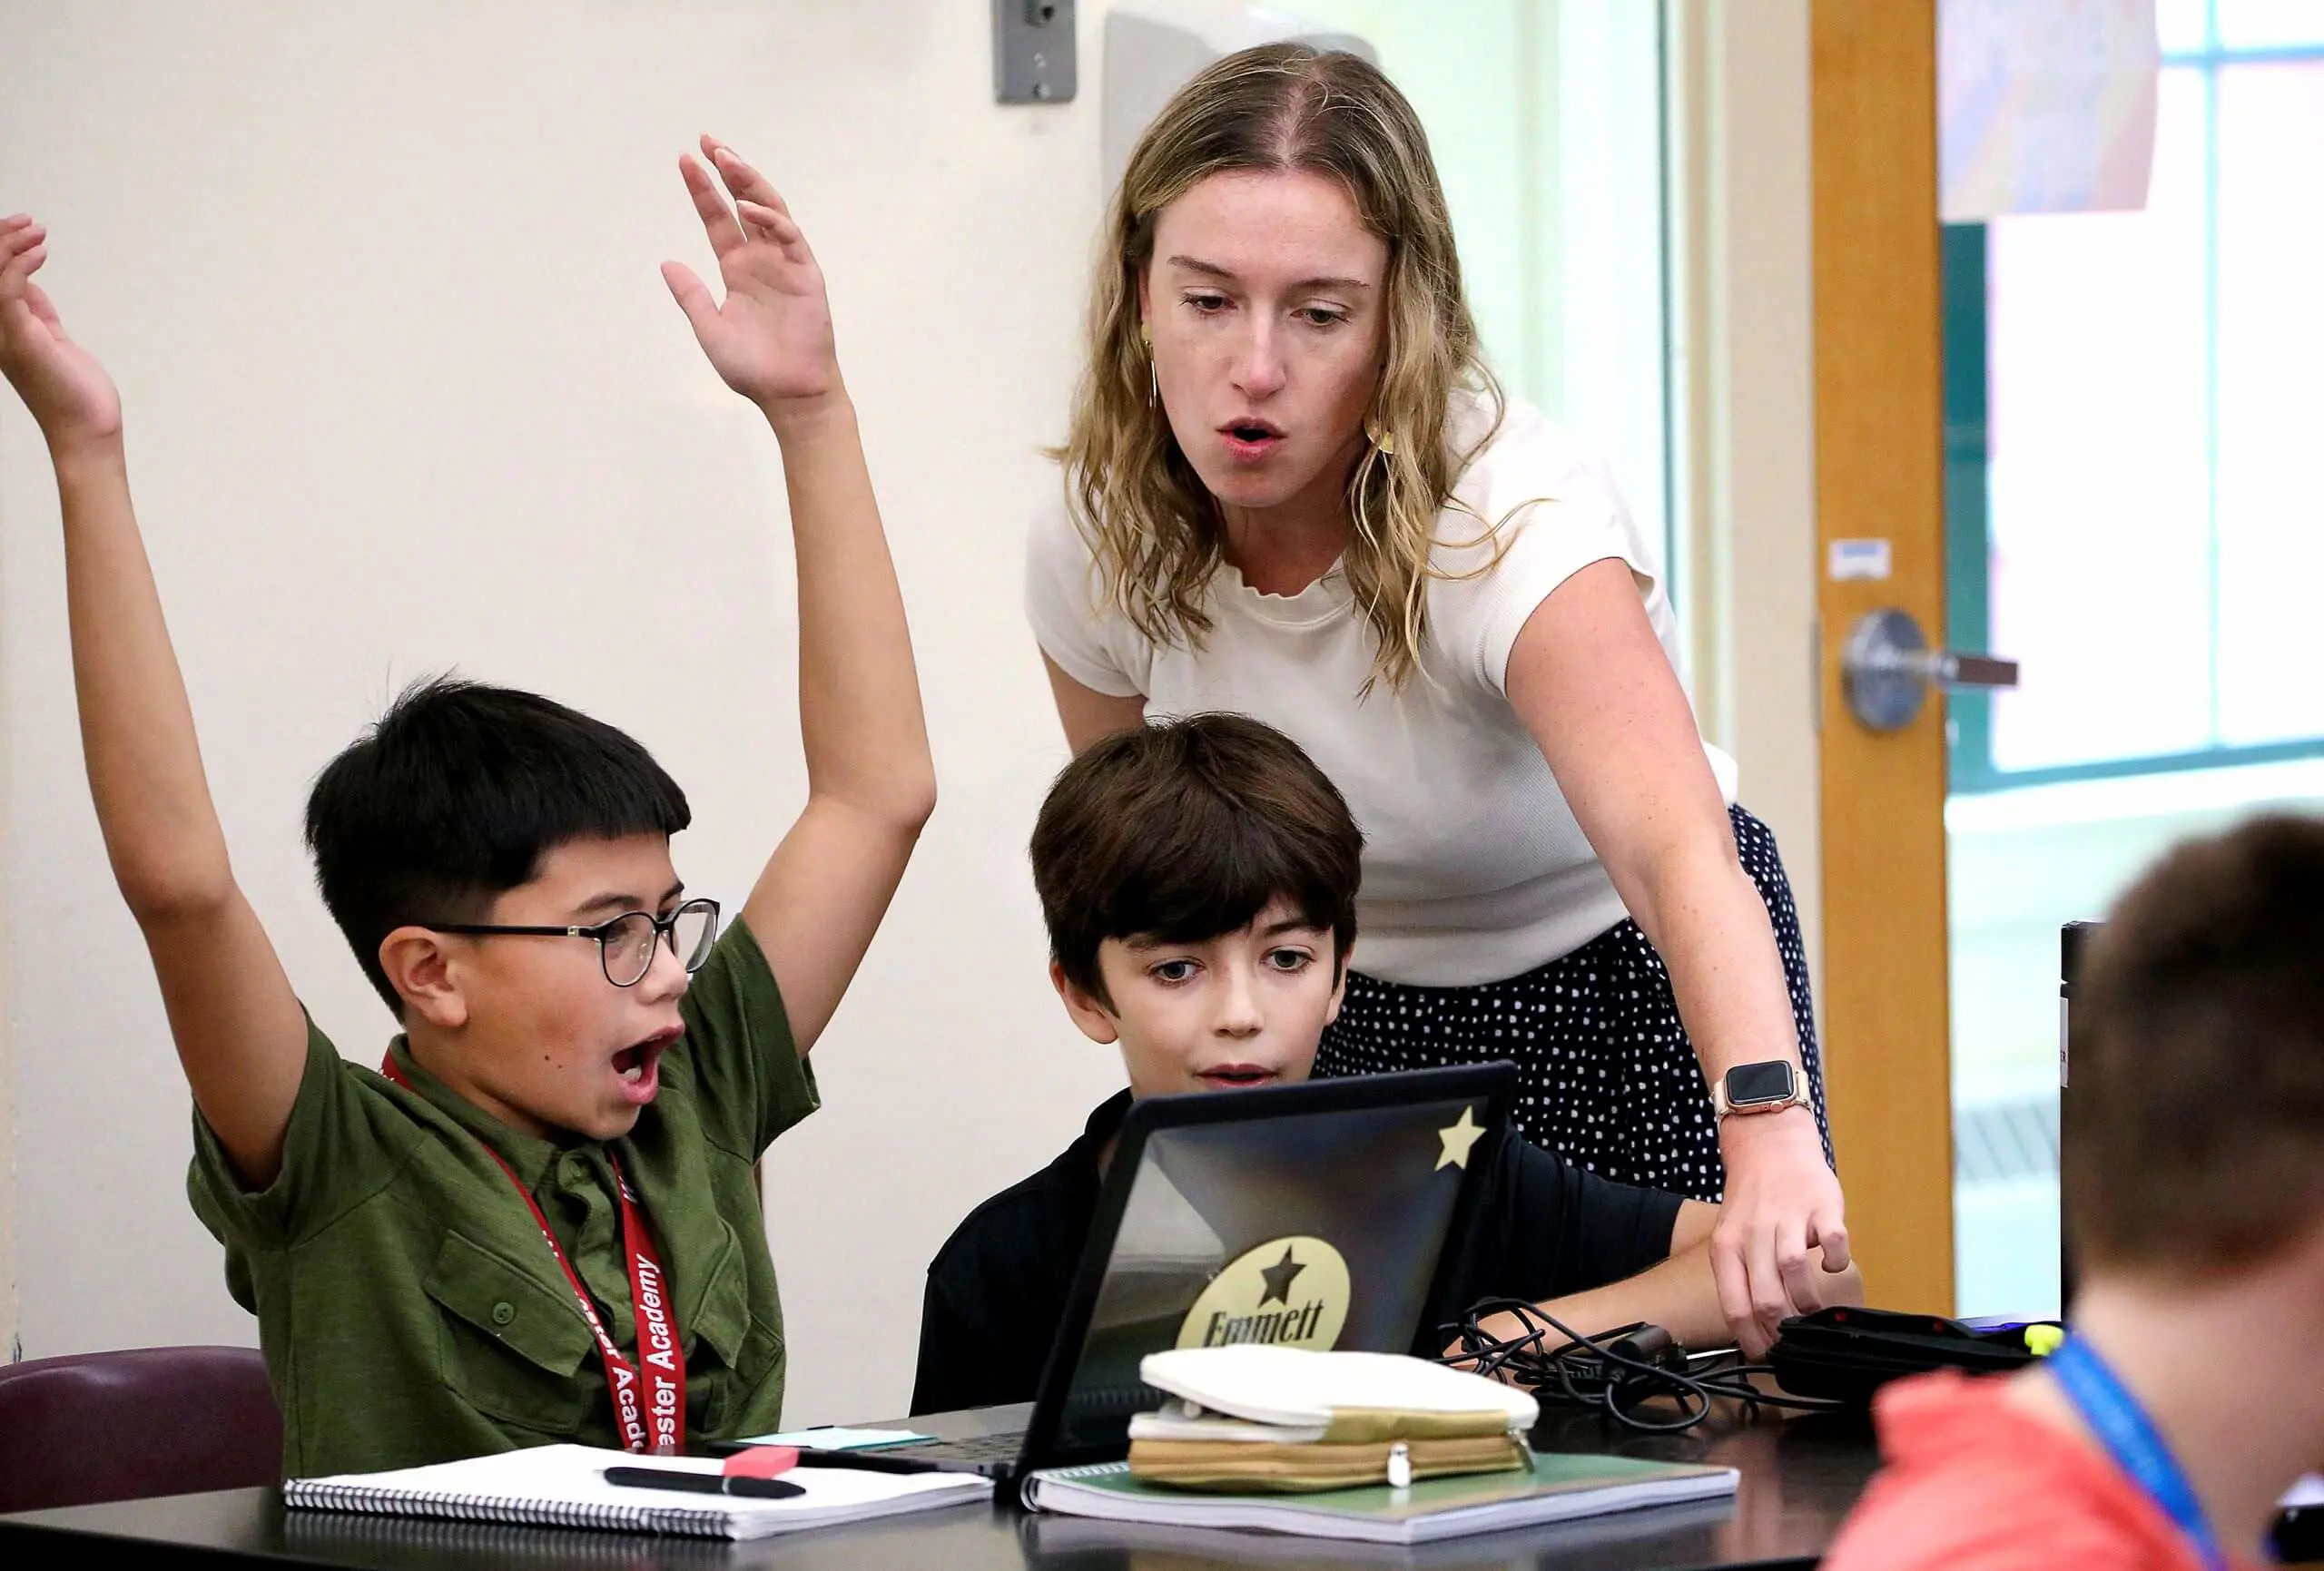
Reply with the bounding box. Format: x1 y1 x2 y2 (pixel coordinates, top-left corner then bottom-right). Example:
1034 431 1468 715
1058 43 1502 693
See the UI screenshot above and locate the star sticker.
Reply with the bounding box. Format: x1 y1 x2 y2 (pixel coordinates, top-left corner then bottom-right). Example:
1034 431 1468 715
1257 1245 1306 1306
1435 1106 1485 1170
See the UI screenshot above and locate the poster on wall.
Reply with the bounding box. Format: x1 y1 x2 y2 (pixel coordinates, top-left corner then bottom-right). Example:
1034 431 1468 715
1940 0 2161 221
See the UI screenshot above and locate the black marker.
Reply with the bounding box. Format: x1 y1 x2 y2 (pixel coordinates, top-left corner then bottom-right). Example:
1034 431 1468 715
603 1466 803 1500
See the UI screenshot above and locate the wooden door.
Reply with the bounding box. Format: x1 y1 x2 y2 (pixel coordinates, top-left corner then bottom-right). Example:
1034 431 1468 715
1811 0 1955 1313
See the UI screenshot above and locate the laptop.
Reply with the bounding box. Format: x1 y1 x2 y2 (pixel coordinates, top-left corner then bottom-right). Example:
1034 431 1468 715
880 1063 1517 1483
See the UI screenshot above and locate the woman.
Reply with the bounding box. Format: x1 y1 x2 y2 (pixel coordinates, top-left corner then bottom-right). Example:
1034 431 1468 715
1026 44 1846 1346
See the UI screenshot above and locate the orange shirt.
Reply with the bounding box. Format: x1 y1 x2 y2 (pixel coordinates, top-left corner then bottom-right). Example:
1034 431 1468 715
1824 1370 2260 1571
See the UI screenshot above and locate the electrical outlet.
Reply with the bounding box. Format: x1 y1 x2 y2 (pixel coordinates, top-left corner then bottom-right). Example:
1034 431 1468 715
994 0 1076 103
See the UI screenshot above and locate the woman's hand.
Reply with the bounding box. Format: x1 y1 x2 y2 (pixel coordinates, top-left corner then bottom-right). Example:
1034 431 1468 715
1502 560 1854 1357
0 215 123 455
662 137 841 430
1710 1108 1851 1357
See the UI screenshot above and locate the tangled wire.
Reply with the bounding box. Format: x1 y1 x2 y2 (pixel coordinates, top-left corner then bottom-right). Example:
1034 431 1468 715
1434 1299 1848 1434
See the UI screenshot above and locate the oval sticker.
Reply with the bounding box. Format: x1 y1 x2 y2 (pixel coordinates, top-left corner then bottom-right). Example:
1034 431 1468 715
1175 1235 1352 1351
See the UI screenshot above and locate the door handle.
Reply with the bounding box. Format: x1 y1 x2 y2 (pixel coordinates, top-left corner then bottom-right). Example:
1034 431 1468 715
1840 608 2019 732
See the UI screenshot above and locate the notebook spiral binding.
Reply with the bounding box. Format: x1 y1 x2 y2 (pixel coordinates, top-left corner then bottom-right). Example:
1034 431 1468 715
1019 1459 1131 1509
283 1479 729 1538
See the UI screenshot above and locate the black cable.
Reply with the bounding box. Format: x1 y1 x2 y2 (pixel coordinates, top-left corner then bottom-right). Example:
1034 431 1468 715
1433 1298 1848 1434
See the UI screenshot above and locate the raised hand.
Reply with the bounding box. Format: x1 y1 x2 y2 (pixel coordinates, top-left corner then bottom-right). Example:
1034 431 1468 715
663 139 841 422
0 215 123 453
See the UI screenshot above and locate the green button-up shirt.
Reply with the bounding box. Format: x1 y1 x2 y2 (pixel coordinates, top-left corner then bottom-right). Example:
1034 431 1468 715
189 920 816 1478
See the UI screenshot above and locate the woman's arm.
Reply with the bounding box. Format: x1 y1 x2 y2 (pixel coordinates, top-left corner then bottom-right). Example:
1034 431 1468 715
1044 653 1147 752
665 141 936 1056
1503 556 1848 1354
1453 1200 1863 1364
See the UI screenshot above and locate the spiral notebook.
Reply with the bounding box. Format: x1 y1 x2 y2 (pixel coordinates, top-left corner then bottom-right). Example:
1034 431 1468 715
286 1443 990 1540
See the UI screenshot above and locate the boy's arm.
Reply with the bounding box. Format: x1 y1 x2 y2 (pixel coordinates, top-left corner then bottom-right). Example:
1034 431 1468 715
1455 1199 1865 1361
663 141 936 1056
0 216 307 1187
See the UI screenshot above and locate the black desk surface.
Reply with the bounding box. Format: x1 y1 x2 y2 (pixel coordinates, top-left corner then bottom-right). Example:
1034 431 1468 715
0 1406 1884 1570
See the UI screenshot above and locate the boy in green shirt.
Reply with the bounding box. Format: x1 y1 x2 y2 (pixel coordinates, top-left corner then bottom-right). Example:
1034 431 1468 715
0 141 933 1475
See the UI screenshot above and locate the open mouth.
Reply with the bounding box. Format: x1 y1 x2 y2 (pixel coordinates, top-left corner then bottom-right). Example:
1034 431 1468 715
1218 418 1284 457
1198 1064 1279 1089
611 1027 681 1101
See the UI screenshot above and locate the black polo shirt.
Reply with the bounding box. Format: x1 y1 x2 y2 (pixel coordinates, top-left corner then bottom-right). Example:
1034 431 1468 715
910 1091 1685 1415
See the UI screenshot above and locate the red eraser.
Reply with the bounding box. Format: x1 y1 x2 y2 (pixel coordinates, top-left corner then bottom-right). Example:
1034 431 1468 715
724 1446 799 1478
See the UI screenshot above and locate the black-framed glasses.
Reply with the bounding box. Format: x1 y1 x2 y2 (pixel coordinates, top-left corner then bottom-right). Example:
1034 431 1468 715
424 897 722 987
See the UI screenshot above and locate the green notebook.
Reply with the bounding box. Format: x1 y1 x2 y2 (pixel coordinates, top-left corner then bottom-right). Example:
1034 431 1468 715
1021 1452 1738 1546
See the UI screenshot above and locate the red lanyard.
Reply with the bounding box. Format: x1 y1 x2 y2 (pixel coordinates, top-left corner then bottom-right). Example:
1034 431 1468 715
381 1056 684 1454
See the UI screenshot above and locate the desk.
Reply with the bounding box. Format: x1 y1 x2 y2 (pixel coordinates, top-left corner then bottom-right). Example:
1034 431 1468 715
0 1407 1883 1569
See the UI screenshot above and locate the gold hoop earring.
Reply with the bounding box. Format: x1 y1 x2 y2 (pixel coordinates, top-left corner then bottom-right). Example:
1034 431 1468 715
1364 417 1396 457
1140 324 1157 406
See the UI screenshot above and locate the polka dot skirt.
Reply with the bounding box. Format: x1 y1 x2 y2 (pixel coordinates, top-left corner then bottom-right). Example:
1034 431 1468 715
1315 806 1830 1203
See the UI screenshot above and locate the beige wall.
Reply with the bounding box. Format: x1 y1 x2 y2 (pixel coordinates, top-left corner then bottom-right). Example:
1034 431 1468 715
1669 0 1824 1005
0 607 12 1359
0 1 1823 1412
0 0 1124 1417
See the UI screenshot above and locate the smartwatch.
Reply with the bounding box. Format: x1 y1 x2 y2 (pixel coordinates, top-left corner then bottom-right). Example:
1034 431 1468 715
1712 1060 1812 1120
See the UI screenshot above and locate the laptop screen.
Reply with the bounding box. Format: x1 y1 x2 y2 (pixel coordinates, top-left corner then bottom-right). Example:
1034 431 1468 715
1044 1081 1501 1459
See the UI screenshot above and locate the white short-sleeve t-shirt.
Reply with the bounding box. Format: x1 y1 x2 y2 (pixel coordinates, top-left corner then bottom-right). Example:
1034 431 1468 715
1027 388 1736 987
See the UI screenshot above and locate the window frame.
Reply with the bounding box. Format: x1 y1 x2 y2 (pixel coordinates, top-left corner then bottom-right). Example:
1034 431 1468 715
1944 12 2324 795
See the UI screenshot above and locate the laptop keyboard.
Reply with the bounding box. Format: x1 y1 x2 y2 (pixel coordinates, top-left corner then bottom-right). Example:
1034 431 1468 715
900 1431 1026 1464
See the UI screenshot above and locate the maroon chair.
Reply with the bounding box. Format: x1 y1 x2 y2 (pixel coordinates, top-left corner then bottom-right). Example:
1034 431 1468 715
0 1346 281 1513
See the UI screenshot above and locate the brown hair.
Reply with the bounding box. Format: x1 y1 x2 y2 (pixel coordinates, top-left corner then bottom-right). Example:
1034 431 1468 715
1055 43 1502 695
2064 813 2324 1272
1029 713 1364 1007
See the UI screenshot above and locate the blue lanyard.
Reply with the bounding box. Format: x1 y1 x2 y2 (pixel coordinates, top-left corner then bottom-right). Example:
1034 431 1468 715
2047 1336 2226 1571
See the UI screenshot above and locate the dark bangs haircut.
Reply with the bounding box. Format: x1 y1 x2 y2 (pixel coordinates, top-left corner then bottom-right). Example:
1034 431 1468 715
1031 713 1363 1007
306 676 691 1014
2066 813 2324 1273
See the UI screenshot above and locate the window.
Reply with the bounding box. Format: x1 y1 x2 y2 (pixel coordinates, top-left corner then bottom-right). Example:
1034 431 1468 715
1293 1 1671 580
1945 2 2324 791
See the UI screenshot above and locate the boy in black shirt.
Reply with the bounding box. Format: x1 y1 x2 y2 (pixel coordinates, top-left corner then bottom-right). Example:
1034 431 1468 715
911 714 1858 1414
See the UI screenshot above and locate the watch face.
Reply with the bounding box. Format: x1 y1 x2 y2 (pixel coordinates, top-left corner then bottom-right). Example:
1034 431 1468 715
1727 1061 1796 1106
